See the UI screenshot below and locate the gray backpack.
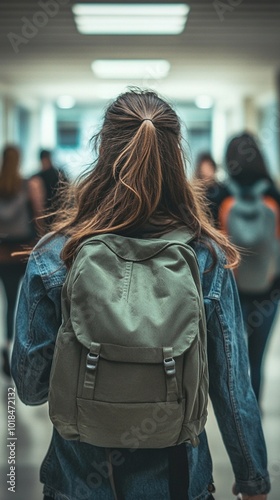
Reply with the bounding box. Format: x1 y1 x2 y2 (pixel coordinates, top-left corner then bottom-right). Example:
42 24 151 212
49 228 208 449
225 180 280 293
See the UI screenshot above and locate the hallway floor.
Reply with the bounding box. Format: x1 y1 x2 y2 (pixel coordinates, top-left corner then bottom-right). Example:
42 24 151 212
1 306 279 500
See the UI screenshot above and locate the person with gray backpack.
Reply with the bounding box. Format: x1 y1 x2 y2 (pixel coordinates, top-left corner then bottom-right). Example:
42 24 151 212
217 133 280 405
12 92 270 499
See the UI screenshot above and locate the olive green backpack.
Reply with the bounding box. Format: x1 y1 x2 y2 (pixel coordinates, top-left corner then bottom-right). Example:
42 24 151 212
48 228 208 449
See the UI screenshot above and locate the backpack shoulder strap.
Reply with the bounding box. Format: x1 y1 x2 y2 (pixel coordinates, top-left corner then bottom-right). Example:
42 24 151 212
226 179 270 198
225 179 242 197
252 179 270 196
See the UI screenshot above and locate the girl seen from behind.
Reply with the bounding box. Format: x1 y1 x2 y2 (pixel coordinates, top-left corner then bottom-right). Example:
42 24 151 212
12 90 270 499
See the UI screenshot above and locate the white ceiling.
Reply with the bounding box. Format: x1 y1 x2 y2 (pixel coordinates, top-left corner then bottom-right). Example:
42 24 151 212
0 0 280 104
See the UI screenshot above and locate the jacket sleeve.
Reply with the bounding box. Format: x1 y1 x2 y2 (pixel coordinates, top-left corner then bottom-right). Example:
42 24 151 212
205 266 271 496
11 252 63 406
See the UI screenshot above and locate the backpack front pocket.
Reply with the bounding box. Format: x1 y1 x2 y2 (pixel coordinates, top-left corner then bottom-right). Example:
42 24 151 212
76 399 185 448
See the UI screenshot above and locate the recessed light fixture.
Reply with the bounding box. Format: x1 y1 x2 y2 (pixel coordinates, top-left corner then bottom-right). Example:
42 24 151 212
91 60 170 79
73 3 190 35
195 95 214 109
56 95 76 109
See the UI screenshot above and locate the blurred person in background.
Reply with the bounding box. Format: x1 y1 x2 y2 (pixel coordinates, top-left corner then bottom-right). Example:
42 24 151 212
195 152 217 184
29 149 68 232
194 152 228 226
0 145 38 377
210 133 280 405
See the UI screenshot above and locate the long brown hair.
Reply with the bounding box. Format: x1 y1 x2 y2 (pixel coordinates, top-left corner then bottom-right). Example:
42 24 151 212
51 88 239 269
0 145 22 197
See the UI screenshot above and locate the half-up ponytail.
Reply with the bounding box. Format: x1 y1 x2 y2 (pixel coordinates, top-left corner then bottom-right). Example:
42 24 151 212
50 88 239 270
112 117 162 218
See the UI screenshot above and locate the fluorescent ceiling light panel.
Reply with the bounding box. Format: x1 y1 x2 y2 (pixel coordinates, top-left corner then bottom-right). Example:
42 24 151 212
92 60 170 79
73 3 189 35
76 17 185 29
73 4 189 17
76 19 185 35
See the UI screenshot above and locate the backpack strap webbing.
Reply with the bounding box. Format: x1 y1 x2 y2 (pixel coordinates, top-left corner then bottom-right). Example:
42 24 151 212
82 342 101 399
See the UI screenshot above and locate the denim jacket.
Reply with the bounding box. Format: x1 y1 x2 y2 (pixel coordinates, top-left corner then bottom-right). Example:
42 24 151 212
11 233 270 500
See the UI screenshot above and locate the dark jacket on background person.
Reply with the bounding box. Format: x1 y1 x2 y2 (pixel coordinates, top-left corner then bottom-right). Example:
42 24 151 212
202 181 229 227
32 166 67 213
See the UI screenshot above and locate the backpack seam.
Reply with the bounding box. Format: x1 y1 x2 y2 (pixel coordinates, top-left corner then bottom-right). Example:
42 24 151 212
121 261 133 301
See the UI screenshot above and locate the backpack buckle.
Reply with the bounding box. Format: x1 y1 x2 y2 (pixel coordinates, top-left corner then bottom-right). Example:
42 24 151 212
86 352 100 371
163 357 176 376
